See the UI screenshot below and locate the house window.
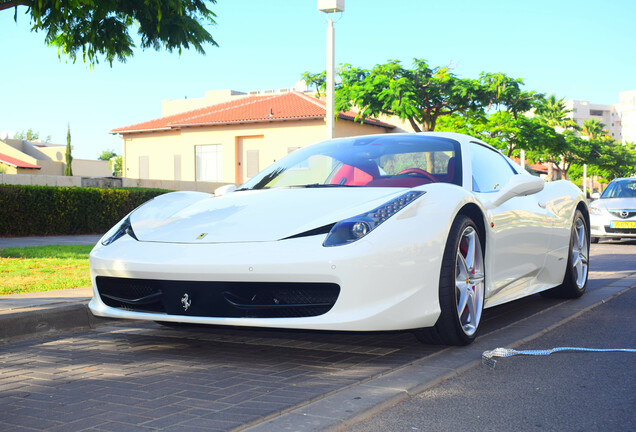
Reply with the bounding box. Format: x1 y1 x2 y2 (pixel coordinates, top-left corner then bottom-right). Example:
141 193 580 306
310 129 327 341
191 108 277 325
590 110 603 116
195 144 223 181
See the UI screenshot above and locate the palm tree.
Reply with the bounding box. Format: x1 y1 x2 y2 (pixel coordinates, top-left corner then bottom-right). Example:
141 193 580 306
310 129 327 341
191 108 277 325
534 95 579 180
580 119 607 140
535 94 577 130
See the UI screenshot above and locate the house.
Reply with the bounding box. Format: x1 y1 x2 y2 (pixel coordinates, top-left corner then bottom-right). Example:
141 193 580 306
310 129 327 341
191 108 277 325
0 138 111 177
111 90 396 184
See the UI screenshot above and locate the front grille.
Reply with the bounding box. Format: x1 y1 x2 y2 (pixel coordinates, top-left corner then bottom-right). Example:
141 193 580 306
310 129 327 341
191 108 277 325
609 210 636 219
96 277 340 318
97 277 164 312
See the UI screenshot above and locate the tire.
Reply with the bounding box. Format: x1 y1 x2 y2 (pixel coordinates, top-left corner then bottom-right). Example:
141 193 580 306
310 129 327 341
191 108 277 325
415 215 485 345
591 237 599 244
540 209 589 299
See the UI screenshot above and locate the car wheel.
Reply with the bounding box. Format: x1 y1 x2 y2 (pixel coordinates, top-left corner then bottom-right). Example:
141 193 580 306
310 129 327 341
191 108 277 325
415 215 485 345
541 210 589 299
591 237 599 244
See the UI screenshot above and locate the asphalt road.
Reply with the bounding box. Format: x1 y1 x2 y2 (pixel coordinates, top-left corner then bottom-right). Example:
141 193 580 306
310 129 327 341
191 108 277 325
346 284 636 432
346 239 636 432
0 240 634 431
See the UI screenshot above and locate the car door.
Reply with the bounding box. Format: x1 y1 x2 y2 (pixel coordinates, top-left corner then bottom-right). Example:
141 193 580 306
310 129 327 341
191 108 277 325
469 143 553 305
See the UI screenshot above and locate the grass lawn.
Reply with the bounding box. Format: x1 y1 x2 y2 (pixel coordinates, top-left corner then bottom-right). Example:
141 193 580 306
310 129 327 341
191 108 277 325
0 245 93 295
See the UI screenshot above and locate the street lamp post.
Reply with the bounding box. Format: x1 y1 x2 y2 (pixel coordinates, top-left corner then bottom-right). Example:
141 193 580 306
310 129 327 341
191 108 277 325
318 0 344 140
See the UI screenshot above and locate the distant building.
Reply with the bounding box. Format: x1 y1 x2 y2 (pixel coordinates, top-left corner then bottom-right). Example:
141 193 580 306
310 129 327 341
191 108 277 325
111 89 395 184
565 89 636 143
0 138 111 177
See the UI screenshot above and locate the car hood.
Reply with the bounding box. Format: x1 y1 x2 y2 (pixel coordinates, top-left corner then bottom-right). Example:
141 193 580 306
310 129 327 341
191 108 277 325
130 188 414 243
591 197 636 211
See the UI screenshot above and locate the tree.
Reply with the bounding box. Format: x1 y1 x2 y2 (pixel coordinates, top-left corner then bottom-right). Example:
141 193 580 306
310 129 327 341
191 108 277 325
591 139 636 180
534 94 576 129
580 119 606 140
98 149 122 176
98 149 118 161
1 0 218 65
64 124 73 176
111 156 123 177
13 128 51 142
333 59 538 132
301 71 326 98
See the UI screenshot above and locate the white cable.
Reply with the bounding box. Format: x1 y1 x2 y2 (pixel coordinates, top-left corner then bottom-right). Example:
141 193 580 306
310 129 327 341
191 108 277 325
482 346 636 369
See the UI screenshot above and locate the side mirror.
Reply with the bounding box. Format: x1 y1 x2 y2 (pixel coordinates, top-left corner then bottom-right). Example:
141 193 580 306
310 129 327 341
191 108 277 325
591 192 600 200
488 175 544 208
214 184 237 197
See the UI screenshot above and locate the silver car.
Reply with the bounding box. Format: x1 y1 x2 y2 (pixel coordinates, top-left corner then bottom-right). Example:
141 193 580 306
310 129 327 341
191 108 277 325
589 177 636 243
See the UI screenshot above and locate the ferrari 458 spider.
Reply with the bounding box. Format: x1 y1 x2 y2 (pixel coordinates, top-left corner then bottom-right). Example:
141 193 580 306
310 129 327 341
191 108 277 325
89 132 590 345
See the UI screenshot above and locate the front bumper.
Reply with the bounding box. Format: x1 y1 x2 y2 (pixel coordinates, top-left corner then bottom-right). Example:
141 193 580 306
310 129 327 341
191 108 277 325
89 225 447 332
590 214 636 239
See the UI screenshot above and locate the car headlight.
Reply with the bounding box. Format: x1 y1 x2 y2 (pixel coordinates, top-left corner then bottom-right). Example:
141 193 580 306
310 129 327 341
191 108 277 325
323 191 425 247
101 216 138 246
589 206 604 215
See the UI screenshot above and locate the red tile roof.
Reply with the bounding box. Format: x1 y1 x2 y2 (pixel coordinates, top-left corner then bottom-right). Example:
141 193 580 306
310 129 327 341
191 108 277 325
111 91 395 134
513 158 550 174
0 153 41 169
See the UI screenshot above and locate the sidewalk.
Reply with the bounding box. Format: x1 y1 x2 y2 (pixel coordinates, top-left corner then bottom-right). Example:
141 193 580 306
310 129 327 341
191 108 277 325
0 235 109 342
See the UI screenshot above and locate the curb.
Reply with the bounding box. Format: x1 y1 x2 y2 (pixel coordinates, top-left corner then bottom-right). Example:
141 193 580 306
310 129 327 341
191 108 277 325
0 302 114 344
243 272 636 432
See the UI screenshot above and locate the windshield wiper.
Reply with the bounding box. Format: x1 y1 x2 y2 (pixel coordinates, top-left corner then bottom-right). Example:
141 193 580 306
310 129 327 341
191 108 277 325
302 183 362 188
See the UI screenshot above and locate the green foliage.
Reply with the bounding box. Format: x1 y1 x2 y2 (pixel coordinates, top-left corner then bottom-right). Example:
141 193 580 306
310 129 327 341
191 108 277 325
112 156 123 176
64 124 73 176
0 185 168 236
534 94 575 129
301 71 326 98
13 128 51 142
98 149 123 176
580 119 607 139
2 0 218 66
331 59 540 132
98 149 118 161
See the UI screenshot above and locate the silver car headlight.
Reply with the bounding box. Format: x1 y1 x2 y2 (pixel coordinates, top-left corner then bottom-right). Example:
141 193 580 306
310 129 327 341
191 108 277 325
323 191 425 247
589 206 604 215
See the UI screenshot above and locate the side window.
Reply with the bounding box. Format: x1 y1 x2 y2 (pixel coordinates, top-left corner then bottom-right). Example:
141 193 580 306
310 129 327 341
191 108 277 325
470 143 516 192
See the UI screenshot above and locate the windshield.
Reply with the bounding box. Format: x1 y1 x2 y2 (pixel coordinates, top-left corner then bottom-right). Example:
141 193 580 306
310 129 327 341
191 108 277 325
600 179 636 198
239 135 462 190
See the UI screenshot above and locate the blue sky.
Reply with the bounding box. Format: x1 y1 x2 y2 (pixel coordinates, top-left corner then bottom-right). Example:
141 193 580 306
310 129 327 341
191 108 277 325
1 0 634 160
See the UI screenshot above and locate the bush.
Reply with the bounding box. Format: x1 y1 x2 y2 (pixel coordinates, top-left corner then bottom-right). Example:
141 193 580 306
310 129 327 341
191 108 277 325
0 185 169 236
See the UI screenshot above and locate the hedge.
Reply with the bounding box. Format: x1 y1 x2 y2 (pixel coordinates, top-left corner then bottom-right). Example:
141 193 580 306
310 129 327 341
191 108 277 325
0 185 170 236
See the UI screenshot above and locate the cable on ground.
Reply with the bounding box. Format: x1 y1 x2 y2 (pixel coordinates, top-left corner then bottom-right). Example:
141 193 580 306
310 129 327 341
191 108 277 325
482 347 636 369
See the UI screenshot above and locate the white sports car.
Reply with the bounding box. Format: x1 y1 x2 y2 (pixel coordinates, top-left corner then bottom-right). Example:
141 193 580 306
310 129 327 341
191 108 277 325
89 132 590 345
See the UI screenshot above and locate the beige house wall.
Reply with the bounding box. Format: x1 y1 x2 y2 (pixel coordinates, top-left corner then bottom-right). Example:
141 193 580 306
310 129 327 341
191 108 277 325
121 119 389 184
73 160 113 177
1 139 110 177
0 141 39 165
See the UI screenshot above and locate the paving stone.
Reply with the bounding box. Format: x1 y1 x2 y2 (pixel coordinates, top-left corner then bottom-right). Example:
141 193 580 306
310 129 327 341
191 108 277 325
3 277 633 432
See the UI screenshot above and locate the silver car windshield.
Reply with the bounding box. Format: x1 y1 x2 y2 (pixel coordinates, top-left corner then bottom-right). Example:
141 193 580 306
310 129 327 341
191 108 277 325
600 179 636 198
239 135 462 190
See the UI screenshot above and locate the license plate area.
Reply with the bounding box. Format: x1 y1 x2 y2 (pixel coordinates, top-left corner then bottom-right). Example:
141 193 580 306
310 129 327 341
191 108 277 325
610 220 636 228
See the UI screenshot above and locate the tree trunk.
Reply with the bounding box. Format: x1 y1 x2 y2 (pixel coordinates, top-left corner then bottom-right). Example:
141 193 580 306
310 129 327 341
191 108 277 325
408 118 421 133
